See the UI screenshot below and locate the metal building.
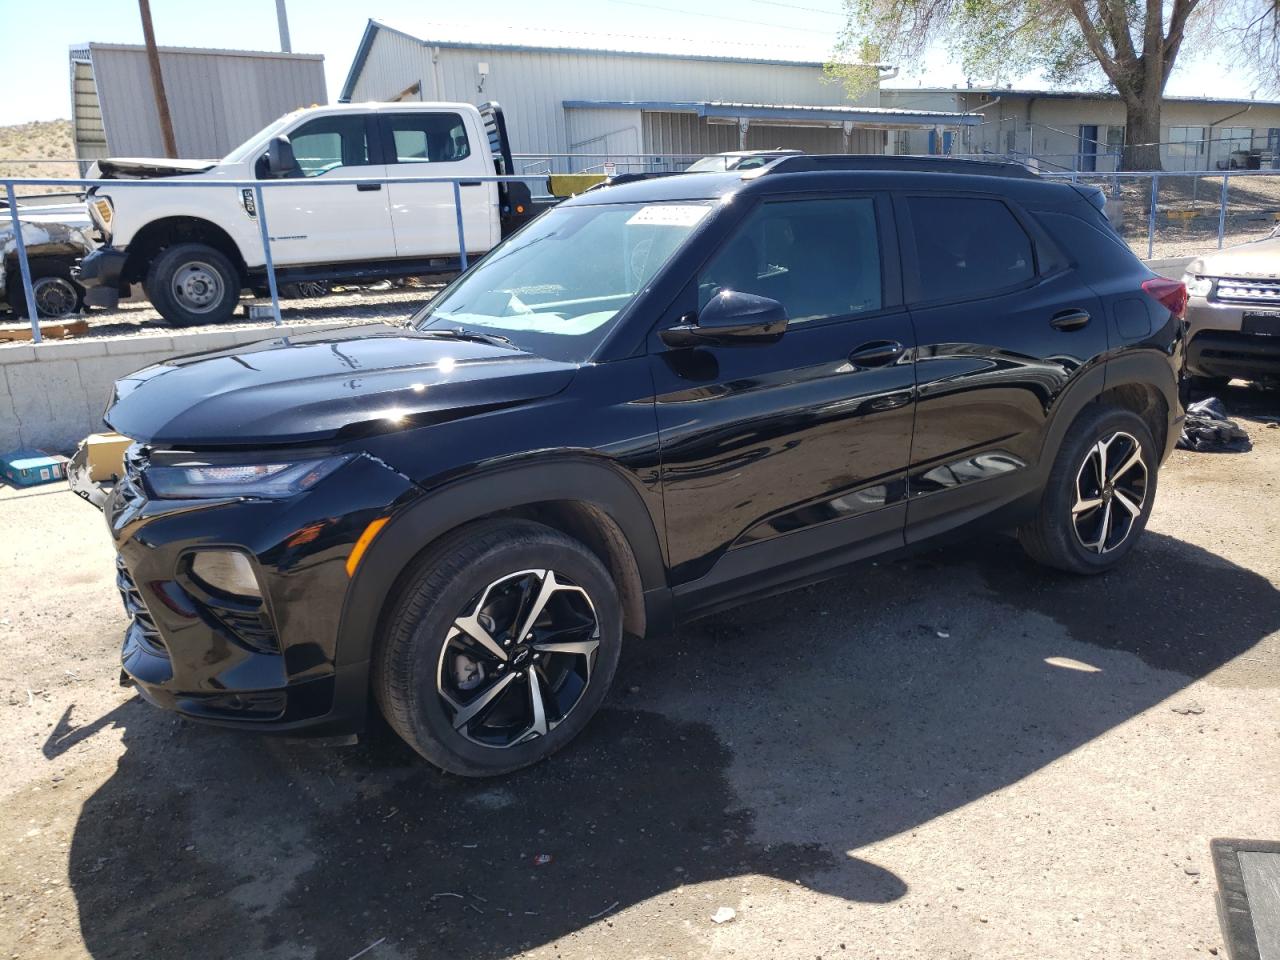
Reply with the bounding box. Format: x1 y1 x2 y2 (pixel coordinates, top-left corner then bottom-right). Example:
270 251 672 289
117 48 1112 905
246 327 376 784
69 43 327 162
339 20 979 171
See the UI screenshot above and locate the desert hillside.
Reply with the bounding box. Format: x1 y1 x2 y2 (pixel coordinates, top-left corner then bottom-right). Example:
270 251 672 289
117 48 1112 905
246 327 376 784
0 120 77 194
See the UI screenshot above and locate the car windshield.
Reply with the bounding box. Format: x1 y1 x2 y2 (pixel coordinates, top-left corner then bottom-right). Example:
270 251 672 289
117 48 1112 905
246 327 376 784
222 113 302 163
413 200 714 361
685 156 730 172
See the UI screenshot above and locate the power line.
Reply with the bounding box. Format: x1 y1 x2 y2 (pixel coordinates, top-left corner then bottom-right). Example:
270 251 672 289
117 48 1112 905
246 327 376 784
744 0 846 16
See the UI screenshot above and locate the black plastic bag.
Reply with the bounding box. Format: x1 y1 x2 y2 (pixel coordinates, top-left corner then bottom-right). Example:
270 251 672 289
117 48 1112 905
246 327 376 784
1177 397 1251 453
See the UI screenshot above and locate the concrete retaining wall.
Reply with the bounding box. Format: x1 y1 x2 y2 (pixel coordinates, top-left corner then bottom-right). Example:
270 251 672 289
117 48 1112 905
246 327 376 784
0 322 351 453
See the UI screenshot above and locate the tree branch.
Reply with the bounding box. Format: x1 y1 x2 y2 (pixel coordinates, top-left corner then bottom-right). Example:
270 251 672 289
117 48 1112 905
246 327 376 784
1063 0 1128 91
1164 0 1203 66
1097 0 1140 67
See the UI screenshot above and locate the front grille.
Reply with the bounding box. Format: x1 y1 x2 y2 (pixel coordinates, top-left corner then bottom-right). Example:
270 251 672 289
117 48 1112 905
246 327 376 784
1215 277 1280 304
116 555 168 657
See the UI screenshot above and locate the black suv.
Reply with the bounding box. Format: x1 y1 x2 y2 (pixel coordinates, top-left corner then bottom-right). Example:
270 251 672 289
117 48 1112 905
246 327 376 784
89 156 1186 776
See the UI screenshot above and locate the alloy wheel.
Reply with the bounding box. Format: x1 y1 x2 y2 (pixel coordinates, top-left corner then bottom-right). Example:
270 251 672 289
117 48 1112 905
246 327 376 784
32 276 79 318
172 261 225 313
436 569 600 749
1071 430 1148 554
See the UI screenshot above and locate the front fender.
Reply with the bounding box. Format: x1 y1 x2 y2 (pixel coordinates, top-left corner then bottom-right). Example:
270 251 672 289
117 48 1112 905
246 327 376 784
335 456 668 669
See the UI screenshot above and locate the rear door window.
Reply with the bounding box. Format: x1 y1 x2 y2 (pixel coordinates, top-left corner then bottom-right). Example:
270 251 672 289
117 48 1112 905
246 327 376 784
904 196 1035 302
698 197 883 324
385 112 472 164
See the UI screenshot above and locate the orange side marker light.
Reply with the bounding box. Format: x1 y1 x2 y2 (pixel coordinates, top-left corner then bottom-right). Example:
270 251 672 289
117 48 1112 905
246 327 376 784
346 516 390 577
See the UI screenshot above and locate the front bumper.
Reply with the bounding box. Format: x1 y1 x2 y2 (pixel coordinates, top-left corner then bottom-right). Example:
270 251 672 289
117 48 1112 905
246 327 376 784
77 247 128 309
1185 295 1280 379
106 446 420 735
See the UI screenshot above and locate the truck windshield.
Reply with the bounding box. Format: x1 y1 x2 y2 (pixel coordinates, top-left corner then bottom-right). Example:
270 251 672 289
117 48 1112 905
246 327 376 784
413 200 713 361
222 113 301 163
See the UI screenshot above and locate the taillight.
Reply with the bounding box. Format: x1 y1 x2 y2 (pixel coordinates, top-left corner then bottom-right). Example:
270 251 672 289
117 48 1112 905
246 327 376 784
1141 276 1188 319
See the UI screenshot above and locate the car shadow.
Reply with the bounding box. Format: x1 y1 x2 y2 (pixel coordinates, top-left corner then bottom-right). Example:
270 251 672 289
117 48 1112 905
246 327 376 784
65 530 1277 960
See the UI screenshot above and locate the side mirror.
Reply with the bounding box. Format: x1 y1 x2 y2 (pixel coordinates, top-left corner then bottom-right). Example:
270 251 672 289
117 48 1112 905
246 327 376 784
660 291 788 348
265 135 300 179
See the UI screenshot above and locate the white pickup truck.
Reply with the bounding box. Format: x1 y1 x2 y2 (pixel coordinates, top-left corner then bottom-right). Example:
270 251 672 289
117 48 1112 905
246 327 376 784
78 101 550 325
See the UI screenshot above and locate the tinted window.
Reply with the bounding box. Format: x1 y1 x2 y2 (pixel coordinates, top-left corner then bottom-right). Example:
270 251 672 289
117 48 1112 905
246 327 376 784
699 197 882 324
288 116 369 176
386 112 471 163
906 196 1034 301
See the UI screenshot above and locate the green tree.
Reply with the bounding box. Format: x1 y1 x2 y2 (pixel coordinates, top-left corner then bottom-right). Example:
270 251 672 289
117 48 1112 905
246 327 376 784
828 0 1280 170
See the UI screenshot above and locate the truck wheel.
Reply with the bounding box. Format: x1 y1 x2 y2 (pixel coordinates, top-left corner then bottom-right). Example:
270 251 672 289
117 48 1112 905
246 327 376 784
374 519 623 777
144 243 240 326
1018 405 1158 575
8 260 85 319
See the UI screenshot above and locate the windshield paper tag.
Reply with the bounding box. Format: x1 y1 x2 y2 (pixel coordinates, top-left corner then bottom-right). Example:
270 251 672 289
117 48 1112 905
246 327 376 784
626 205 710 227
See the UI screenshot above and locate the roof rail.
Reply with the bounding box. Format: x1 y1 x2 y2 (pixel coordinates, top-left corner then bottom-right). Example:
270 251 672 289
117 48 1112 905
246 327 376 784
753 154 1040 180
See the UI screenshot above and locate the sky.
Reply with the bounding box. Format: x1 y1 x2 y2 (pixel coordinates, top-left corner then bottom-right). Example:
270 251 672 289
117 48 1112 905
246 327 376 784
0 0 1260 127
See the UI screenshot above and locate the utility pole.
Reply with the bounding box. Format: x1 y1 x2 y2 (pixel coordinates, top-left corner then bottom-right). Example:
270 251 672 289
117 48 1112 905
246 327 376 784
275 0 292 53
137 0 178 157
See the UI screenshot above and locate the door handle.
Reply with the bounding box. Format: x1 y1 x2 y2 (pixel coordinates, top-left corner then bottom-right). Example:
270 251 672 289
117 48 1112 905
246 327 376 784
458 180 483 187
1050 308 1091 331
847 340 905 368
356 183 381 192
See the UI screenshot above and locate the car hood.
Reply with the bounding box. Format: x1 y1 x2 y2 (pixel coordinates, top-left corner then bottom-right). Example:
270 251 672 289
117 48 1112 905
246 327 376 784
92 157 218 179
1188 234 1280 280
104 324 579 446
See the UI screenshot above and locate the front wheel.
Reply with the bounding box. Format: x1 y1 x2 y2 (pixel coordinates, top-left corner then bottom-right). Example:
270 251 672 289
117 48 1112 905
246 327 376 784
8 260 85 319
144 242 240 326
1019 405 1158 575
374 519 622 776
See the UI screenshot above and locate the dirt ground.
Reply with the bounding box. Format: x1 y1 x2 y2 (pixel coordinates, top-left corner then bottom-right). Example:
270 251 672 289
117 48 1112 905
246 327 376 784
0 385 1278 960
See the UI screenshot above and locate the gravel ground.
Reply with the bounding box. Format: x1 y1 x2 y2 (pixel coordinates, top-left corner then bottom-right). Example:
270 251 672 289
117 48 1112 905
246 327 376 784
0 385 1277 960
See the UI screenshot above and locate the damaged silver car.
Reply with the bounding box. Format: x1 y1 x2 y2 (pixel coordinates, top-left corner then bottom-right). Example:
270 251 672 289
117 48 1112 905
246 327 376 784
0 202 94 320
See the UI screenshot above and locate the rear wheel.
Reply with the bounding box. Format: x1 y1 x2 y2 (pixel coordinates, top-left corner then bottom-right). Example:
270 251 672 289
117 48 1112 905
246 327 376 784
374 519 622 776
1019 405 1157 574
144 242 240 326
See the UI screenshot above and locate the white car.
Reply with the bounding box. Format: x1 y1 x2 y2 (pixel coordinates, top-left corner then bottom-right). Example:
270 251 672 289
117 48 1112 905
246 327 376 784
78 101 550 325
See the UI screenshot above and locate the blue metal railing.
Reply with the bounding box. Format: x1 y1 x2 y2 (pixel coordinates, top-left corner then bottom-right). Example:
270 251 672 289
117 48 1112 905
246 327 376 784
2 172 541 343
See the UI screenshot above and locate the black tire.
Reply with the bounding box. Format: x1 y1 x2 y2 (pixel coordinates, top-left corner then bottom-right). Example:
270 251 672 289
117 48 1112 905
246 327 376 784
1018 405 1158 575
373 519 623 776
143 242 240 326
8 259 85 319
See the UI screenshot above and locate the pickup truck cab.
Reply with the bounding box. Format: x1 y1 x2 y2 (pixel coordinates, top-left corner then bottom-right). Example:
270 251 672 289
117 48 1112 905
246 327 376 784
79 101 545 325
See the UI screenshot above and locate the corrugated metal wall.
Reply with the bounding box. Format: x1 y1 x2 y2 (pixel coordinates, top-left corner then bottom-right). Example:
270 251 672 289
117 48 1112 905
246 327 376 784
70 57 107 161
86 44 326 159
641 112 883 157
347 27 880 160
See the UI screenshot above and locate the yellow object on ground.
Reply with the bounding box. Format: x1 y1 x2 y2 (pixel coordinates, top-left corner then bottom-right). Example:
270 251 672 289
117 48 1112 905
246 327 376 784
548 174 607 197
78 432 132 483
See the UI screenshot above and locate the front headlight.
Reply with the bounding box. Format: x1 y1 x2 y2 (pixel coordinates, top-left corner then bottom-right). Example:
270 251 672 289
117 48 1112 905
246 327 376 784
1182 274 1213 298
90 195 113 235
145 455 351 500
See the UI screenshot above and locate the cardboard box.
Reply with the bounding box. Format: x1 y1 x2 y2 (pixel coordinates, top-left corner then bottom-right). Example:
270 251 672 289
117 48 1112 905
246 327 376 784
79 432 132 483
1 448 70 487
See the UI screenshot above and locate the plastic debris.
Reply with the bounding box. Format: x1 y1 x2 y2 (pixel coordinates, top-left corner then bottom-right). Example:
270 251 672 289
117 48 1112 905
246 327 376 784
532 853 553 866
711 907 737 924
1177 397 1251 453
